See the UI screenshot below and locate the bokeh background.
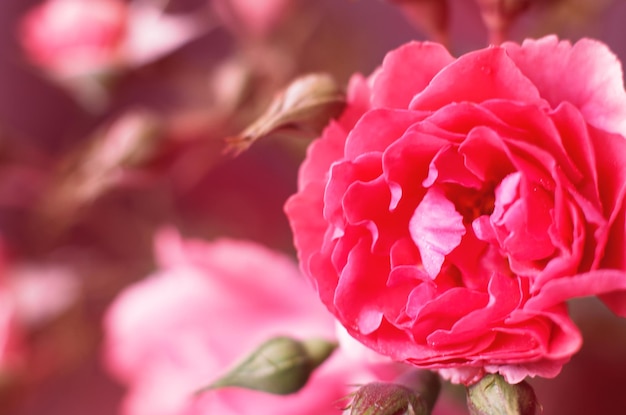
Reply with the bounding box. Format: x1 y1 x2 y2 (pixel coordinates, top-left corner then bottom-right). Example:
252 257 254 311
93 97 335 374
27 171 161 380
0 0 625 414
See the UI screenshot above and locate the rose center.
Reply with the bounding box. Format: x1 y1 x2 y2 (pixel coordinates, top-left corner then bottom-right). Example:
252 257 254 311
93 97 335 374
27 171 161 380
443 184 495 223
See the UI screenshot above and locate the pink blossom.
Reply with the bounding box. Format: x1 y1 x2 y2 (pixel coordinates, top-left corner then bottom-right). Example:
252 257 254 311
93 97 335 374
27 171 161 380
103 230 406 415
285 36 626 385
0 242 23 377
18 0 204 79
19 0 127 77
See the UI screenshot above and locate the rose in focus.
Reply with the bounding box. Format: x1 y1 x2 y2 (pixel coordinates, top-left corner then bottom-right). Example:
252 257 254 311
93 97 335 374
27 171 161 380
103 230 406 415
285 36 626 385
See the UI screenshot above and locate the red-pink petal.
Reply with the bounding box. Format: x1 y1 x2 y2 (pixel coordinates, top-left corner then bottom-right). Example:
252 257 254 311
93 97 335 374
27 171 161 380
525 269 626 312
503 36 626 136
409 187 466 278
409 47 545 111
371 41 454 109
298 120 347 190
345 109 427 160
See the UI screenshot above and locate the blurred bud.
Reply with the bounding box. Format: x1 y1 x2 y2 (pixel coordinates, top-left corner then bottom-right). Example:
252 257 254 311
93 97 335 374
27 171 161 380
226 73 346 155
474 0 532 44
36 109 163 235
385 0 449 45
466 374 539 415
347 382 430 415
199 336 337 395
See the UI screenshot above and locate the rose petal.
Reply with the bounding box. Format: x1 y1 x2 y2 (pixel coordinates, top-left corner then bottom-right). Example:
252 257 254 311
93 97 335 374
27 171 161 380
427 272 523 347
284 182 329 274
525 269 626 312
423 144 482 188
324 154 382 230
503 36 626 136
341 73 373 128
371 41 454 109
409 187 466 278
589 126 626 268
344 109 427 160
409 47 545 111
334 238 388 334
298 121 347 190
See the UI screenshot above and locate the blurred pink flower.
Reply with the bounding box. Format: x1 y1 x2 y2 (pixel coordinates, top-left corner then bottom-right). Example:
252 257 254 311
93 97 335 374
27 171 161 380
0 243 23 377
19 0 127 78
18 0 205 79
0 241 81 384
8 264 80 328
103 230 406 415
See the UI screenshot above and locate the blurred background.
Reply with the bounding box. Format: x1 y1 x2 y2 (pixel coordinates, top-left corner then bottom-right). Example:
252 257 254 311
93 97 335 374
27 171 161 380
0 0 625 414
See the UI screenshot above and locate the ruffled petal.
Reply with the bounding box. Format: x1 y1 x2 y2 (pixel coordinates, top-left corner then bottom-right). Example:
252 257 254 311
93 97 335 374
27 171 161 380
410 47 545 111
409 187 466 278
371 41 454 109
503 36 626 136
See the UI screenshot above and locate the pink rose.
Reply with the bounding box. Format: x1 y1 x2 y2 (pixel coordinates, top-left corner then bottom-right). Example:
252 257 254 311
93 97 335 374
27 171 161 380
103 230 405 415
285 36 626 385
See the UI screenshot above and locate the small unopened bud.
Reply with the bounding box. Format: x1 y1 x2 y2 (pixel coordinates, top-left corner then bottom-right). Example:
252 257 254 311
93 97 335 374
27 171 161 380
348 382 430 415
198 336 337 395
466 374 538 415
226 73 346 155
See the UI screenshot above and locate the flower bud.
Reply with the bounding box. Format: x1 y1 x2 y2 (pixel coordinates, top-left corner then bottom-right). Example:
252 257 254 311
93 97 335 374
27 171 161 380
466 374 538 415
226 73 346 155
347 382 430 415
199 336 337 395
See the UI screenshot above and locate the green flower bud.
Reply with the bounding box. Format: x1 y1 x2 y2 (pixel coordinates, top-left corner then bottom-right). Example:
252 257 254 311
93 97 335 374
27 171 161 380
466 374 538 415
348 382 430 415
198 336 337 395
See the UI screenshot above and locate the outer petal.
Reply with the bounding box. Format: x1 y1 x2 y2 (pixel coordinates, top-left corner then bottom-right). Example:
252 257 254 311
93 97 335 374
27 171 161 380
285 182 329 277
589 126 626 269
297 121 347 190
371 41 454 109
524 269 626 312
503 36 626 136
409 47 545 111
